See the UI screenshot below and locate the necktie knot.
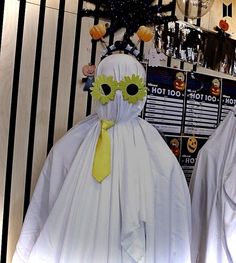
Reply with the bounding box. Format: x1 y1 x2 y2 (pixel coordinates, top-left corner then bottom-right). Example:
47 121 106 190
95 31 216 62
101 120 115 130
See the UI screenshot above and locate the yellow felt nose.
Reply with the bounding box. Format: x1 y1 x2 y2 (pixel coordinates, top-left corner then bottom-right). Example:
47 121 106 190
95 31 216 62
92 120 115 183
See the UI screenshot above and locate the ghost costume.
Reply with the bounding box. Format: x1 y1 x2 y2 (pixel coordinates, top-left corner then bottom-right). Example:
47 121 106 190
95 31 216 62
190 106 236 263
13 54 191 263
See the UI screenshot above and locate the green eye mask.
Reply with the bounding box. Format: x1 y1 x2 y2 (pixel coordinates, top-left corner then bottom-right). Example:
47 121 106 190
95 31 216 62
90 74 147 105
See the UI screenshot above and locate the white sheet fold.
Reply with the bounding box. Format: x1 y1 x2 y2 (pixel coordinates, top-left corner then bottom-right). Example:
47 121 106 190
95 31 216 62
190 106 236 263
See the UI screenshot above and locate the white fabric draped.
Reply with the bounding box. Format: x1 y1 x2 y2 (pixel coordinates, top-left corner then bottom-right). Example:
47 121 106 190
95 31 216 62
190 106 236 263
13 54 191 263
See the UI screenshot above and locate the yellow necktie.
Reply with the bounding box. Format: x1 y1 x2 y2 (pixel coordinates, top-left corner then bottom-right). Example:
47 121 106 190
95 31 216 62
92 119 115 183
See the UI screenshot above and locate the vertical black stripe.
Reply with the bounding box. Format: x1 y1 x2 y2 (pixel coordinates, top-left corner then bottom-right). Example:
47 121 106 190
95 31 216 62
196 19 201 27
47 0 66 153
228 3 232 17
223 3 227 17
139 41 144 61
86 2 101 116
171 1 176 23
67 0 84 130
108 19 114 46
197 2 202 21
0 0 26 261
108 34 114 46
196 0 201 27
184 0 190 21
167 0 176 67
23 0 46 217
0 0 5 52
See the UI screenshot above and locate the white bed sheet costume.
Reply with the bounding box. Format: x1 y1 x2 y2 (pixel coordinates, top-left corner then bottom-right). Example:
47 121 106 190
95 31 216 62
190 106 236 263
13 54 191 263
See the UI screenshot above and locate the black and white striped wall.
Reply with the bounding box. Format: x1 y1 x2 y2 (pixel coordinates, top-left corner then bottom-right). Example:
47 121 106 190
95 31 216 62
0 1 101 261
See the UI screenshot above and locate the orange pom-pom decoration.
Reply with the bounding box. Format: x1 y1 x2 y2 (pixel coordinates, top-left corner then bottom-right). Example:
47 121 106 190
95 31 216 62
136 26 153 42
89 24 106 40
219 19 229 32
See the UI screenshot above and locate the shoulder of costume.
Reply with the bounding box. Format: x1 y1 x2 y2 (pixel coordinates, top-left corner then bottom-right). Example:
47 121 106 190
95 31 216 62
48 113 99 156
